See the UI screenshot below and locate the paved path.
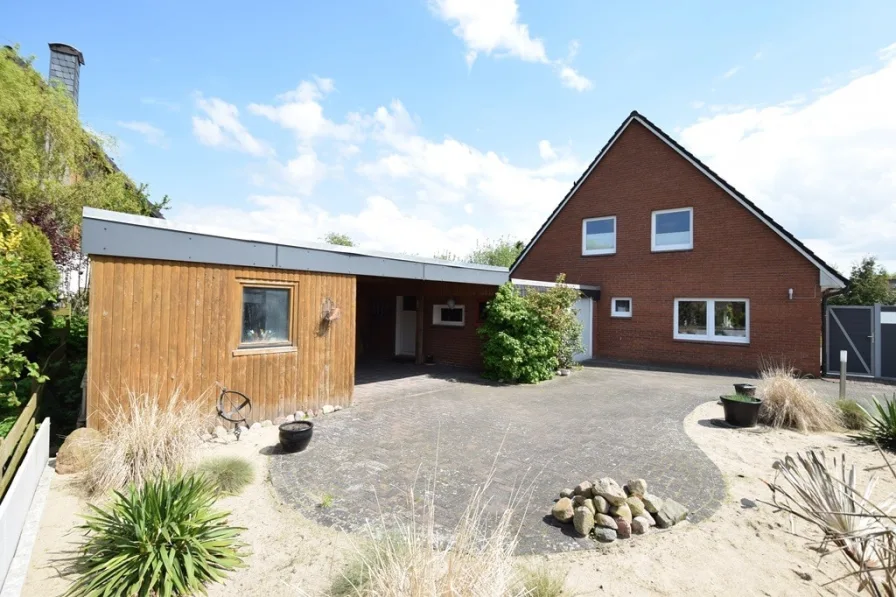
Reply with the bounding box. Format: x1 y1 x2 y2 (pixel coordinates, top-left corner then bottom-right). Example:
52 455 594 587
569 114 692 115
268 363 893 553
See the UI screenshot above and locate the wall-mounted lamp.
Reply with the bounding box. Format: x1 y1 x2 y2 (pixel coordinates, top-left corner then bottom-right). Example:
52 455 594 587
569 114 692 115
788 288 793 300
447 297 456 308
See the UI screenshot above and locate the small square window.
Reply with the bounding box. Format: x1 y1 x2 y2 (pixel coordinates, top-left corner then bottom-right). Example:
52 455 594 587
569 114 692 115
652 208 693 252
582 216 616 256
433 304 465 327
611 298 632 318
241 287 291 346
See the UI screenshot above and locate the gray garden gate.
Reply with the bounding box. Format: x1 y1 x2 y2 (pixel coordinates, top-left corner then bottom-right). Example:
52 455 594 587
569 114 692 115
826 304 896 380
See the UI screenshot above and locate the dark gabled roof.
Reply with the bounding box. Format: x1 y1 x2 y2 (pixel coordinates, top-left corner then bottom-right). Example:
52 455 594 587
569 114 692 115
510 110 848 288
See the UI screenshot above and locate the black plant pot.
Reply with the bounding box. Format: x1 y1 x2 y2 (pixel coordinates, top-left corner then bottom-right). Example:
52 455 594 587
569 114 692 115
721 396 762 428
733 383 757 397
279 420 314 453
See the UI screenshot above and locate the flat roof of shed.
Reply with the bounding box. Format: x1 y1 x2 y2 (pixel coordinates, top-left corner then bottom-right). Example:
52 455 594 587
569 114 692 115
81 207 510 286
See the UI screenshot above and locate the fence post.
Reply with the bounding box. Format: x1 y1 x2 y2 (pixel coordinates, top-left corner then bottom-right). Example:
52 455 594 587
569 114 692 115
840 350 848 399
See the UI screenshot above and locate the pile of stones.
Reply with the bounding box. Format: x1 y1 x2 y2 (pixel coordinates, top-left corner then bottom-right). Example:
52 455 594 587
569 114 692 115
203 404 343 443
550 477 688 543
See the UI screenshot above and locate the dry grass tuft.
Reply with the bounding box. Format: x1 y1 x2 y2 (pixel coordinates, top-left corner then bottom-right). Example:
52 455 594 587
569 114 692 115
332 463 563 597
85 390 202 495
758 363 841 433
196 456 254 496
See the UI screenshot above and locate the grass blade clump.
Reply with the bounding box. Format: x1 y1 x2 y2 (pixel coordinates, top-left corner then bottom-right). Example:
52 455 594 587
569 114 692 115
836 399 870 431
66 474 245 597
86 390 202 495
196 456 254 495
757 363 840 433
855 395 896 451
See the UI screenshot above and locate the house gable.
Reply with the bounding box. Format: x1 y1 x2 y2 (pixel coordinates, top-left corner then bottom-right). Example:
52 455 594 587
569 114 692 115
511 111 847 290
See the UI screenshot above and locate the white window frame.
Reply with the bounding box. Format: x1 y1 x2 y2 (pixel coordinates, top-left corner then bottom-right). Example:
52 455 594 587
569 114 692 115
673 298 750 344
581 216 617 256
611 297 633 318
432 304 465 327
651 207 693 252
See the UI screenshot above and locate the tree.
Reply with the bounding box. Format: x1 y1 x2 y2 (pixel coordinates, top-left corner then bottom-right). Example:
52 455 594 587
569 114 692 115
435 237 525 268
0 46 166 268
323 232 354 247
828 256 896 306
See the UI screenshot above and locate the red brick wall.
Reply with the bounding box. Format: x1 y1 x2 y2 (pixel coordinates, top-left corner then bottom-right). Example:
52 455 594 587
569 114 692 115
513 120 823 374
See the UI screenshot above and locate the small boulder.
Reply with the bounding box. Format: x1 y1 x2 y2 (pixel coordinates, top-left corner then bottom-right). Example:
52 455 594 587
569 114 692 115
274 416 286 425
610 503 632 523
56 428 102 475
632 516 651 535
583 498 596 514
250 422 262 431
572 495 588 508
626 478 647 497
559 488 575 499
322 405 335 414
615 518 632 539
573 507 595 536
593 478 627 506
595 513 617 530
214 425 229 439
551 497 575 523
592 495 610 514
642 493 663 514
655 498 689 528
626 496 646 517
594 527 617 543
641 511 656 526
285 414 295 423
200 432 213 442
261 420 273 427
574 481 594 498
334 405 344 411
293 411 305 420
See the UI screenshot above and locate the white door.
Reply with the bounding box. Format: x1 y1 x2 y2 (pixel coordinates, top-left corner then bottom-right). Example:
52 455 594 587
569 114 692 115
395 296 417 356
573 297 593 362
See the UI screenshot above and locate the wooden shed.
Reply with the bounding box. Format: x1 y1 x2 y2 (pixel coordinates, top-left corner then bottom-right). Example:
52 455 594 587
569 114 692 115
81 208 508 429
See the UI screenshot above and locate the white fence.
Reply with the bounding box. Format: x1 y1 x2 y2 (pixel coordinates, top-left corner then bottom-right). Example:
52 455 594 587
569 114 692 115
0 419 50 592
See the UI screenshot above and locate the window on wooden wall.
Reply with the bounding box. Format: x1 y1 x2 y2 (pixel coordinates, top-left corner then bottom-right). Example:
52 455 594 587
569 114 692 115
240 286 292 347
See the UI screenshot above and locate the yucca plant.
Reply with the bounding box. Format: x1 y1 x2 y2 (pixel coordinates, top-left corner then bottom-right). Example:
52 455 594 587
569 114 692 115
856 395 896 451
66 474 245 597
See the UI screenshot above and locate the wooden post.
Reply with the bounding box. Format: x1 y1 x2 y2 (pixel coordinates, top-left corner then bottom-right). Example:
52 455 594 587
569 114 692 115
415 288 425 365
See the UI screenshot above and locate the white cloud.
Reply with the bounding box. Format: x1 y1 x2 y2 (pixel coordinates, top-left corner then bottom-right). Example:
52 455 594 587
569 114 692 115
140 97 180 111
538 140 557 160
192 95 271 156
430 0 591 91
753 50 763 61
117 120 168 148
722 66 741 79
248 77 361 143
680 45 896 272
690 100 706 109
558 66 593 91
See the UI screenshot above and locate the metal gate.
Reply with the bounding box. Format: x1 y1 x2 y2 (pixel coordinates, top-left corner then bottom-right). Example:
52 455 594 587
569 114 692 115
881 305 896 380
826 304 896 380
826 306 875 377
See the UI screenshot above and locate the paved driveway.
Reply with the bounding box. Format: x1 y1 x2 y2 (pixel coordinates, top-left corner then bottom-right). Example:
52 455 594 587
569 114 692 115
268 363 892 554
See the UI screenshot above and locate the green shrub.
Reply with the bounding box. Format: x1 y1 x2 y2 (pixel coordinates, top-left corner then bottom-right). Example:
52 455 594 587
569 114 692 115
854 395 896 450
517 565 568 597
67 474 245 597
196 456 254 495
723 394 759 403
479 283 558 383
525 275 582 370
836 399 869 431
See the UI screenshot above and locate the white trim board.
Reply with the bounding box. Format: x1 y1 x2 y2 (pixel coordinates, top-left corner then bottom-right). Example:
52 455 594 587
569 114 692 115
511 278 600 291
510 112 846 290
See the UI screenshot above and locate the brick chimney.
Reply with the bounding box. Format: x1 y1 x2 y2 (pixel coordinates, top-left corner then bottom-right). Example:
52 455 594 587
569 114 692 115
48 43 84 109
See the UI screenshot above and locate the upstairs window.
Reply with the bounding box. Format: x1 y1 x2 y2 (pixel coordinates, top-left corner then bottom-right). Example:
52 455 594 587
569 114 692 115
652 207 693 252
241 287 291 346
582 216 616 256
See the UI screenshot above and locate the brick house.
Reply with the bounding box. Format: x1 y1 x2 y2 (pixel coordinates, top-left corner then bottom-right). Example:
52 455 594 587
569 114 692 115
511 111 847 374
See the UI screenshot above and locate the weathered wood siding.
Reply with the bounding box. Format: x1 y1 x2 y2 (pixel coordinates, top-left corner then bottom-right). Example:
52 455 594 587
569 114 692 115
86 256 356 428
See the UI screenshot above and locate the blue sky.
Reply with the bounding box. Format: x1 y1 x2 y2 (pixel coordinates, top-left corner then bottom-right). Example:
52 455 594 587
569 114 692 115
4 0 896 271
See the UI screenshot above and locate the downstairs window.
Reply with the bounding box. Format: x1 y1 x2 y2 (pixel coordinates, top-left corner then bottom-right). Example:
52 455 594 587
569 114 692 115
674 298 749 344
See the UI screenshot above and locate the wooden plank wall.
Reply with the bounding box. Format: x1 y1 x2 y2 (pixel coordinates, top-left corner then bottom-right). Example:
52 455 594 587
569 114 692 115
86 256 356 429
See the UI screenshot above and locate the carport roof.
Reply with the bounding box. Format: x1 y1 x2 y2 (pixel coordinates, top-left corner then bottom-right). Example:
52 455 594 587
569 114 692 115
81 207 510 286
